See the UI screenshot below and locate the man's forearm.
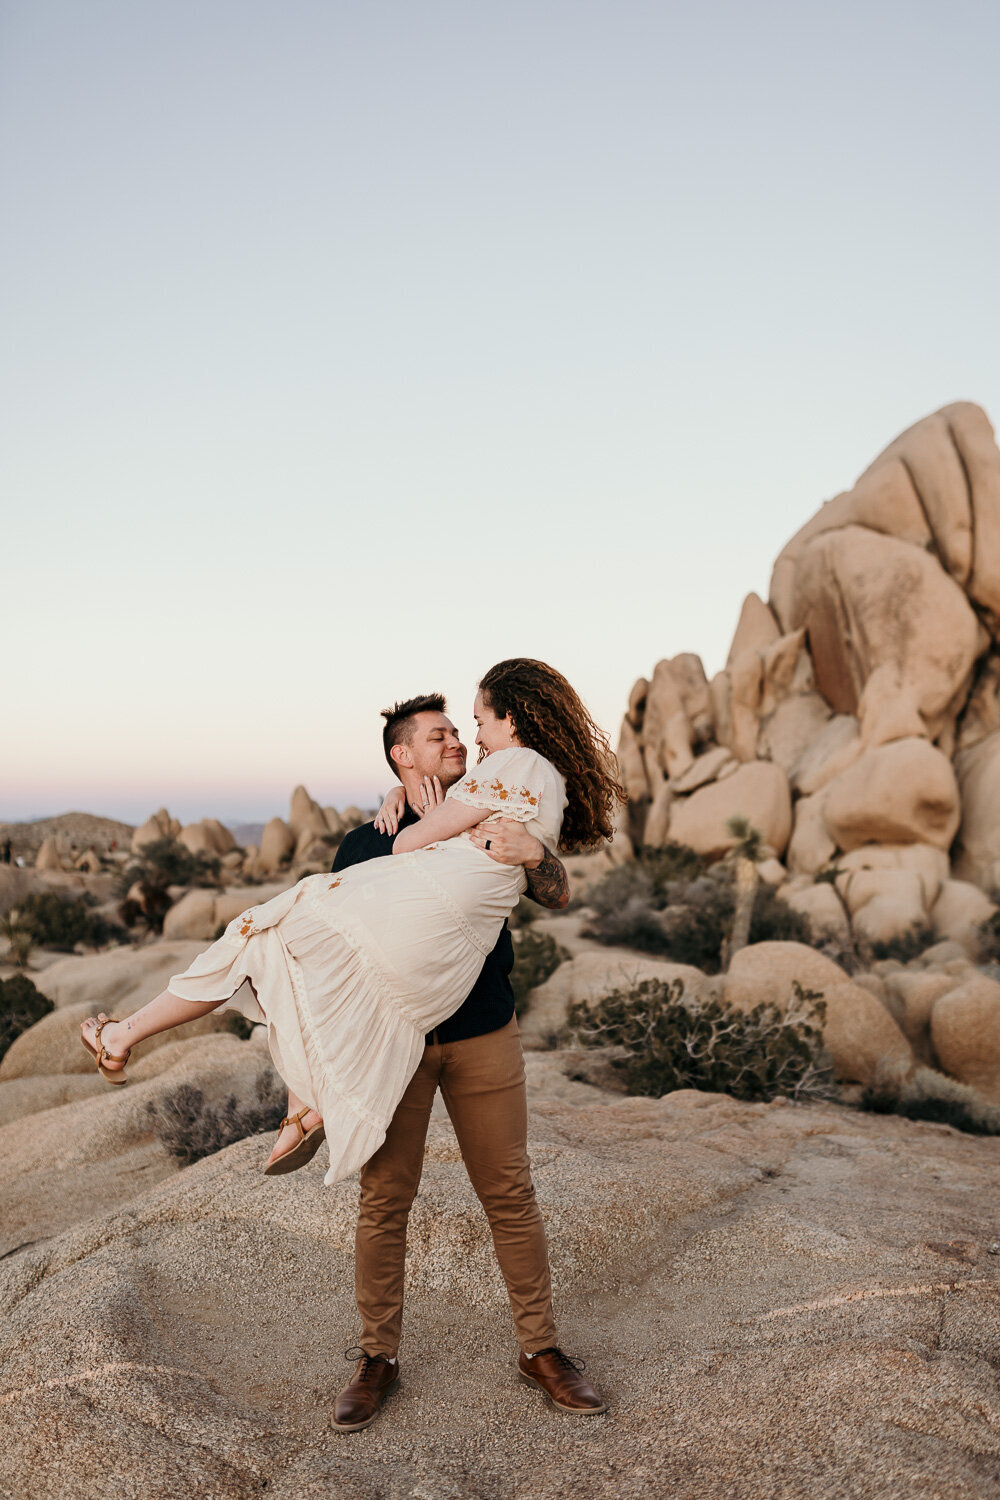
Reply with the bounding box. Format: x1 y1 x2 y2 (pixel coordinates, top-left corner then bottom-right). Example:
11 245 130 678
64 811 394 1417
524 847 570 910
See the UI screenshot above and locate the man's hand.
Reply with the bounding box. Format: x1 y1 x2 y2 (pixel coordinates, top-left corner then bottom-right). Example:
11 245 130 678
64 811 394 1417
467 820 570 909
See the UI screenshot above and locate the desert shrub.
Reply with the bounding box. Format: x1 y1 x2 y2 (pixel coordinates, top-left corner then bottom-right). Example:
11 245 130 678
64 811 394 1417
116 837 221 934
508 895 539 929
146 1067 285 1166
563 976 834 1102
637 842 709 890
863 925 937 964
511 929 570 1015
0 971 53 1062
583 861 809 974
16 891 128 952
119 837 221 896
586 864 656 917
861 1064 1000 1135
749 884 812 946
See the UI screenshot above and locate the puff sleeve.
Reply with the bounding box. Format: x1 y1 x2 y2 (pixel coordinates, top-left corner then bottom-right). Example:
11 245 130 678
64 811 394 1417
447 746 552 825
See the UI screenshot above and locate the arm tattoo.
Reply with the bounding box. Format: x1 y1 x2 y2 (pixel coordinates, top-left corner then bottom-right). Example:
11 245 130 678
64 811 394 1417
524 847 570 910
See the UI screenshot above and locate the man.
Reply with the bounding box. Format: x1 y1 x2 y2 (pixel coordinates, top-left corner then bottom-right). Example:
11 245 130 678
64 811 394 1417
331 693 607 1430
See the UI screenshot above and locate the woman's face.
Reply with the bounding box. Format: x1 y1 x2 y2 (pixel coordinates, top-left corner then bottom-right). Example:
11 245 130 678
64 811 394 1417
473 690 516 756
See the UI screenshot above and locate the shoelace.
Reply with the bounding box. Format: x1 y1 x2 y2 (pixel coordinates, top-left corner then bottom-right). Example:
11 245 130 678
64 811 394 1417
344 1345 393 1382
533 1346 586 1372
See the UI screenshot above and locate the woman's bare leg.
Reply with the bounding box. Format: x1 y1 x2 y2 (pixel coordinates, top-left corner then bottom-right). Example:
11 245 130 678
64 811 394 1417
80 988 226 1070
82 992 324 1168
267 1088 322 1169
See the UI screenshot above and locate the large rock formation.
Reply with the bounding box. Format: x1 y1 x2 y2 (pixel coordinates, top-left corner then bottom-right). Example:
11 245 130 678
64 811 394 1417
178 818 237 858
619 402 1000 945
132 807 182 852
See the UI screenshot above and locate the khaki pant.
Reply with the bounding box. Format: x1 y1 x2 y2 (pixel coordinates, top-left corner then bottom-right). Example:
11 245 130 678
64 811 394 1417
355 1017 558 1356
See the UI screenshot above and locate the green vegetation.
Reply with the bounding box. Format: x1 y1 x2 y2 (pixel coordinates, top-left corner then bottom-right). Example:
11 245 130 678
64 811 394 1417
511 929 569 1016
117 837 222 933
564 976 834 1103
0 972 53 1062
146 1068 286 1166
583 846 809 974
14 891 127 953
864 925 938 964
121 837 221 892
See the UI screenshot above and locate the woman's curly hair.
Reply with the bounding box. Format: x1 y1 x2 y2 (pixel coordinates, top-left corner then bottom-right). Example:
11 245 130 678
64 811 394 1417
478 658 626 852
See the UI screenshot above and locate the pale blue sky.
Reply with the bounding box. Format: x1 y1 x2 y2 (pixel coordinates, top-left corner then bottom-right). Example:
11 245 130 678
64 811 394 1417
3 0 998 824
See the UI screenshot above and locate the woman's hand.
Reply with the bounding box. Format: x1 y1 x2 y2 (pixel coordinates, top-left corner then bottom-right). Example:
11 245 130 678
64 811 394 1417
414 775 445 817
374 786 407 836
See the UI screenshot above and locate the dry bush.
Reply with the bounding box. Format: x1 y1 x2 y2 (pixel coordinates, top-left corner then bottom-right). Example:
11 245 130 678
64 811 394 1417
511 929 569 1015
563 976 835 1102
16 891 128 952
862 925 937 965
0 972 53 1062
146 1067 286 1166
583 854 809 974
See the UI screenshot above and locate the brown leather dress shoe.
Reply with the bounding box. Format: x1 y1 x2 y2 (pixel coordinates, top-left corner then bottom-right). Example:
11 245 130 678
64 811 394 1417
332 1348 400 1431
518 1347 608 1414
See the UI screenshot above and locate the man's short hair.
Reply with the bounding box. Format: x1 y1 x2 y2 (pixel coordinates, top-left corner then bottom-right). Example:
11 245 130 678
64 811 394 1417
381 693 447 778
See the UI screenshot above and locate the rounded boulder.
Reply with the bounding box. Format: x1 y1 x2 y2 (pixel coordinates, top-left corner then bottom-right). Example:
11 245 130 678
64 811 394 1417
723 941 912 1084
669 761 792 859
823 738 960 853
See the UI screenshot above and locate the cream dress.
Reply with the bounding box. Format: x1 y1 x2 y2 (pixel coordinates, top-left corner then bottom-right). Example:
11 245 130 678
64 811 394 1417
168 746 567 1185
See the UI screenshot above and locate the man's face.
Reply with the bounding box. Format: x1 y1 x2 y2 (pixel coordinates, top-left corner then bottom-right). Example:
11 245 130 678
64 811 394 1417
402 712 467 787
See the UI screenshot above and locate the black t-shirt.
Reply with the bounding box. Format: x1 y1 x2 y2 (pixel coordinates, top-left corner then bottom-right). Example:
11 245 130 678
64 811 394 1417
332 806 516 1045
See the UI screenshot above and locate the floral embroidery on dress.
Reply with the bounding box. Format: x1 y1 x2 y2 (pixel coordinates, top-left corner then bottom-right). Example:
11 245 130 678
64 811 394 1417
460 777 538 806
328 878 343 890
238 911 259 938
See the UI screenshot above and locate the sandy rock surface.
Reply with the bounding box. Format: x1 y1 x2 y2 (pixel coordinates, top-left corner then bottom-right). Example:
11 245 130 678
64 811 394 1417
26 940 207 1013
0 1000 247 1082
2 1058 1000 1499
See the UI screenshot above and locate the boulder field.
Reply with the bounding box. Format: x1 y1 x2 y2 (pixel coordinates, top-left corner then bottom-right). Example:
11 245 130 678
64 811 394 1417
620 402 1000 952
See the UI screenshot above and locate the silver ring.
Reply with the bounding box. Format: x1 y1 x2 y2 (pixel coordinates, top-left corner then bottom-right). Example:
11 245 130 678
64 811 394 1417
485 838 491 850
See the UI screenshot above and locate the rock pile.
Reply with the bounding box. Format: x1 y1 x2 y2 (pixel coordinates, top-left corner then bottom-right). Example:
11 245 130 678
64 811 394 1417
119 790 369 882
620 402 1000 947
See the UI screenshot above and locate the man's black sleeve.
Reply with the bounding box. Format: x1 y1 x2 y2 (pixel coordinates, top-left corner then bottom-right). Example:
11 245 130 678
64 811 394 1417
332 822 394 873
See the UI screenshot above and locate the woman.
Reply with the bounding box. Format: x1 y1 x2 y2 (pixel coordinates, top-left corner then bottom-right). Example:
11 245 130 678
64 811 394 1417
81 660 624 1185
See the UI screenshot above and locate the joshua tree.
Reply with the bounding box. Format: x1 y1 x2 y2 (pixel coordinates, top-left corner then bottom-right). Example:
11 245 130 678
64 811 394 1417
724 815 764 965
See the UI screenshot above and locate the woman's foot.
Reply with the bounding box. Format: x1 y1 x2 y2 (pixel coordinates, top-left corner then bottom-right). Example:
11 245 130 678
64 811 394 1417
265 1107 324 1174
80 1013 131 1082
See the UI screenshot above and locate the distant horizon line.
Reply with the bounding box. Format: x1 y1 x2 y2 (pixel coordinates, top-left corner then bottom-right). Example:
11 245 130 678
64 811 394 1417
0 799 384 829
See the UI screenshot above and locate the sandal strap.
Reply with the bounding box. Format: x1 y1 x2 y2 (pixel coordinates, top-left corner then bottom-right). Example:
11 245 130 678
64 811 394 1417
279 1108 312 1142
93 1017 129 1067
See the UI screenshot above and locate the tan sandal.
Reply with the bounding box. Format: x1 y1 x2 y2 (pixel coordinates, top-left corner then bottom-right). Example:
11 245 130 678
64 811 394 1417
80 1014 131 1086
264 1108 326 1176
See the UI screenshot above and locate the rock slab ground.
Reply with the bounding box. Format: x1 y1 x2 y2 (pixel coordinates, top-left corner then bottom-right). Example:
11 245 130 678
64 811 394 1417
2 1047 1000 1499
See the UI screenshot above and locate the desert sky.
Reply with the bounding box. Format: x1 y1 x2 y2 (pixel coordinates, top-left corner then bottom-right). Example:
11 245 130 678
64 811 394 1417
2 0 999 822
